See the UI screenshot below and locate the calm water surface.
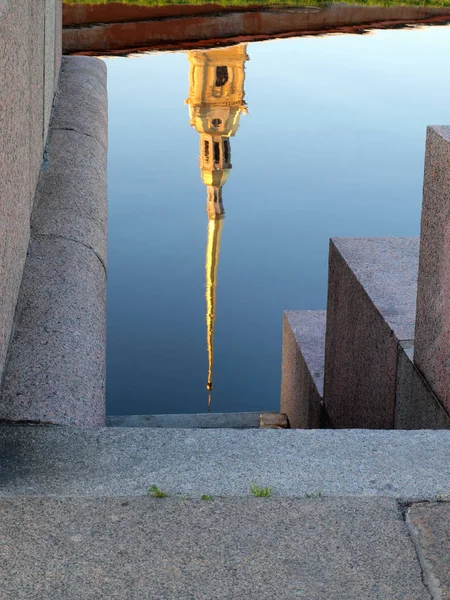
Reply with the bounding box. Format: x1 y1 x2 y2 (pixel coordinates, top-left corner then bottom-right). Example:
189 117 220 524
106 26 450 415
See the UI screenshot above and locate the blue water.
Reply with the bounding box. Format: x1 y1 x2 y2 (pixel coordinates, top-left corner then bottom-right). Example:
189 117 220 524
106 26 450 415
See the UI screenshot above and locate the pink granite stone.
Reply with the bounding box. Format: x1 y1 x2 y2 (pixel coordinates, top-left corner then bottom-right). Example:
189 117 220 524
1 57 108 426
415 126 450 414
323 237 419 429
281 311 326 429
0 0 46 381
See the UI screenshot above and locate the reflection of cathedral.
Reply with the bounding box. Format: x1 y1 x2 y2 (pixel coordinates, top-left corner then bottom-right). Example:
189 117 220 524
186 44 249 408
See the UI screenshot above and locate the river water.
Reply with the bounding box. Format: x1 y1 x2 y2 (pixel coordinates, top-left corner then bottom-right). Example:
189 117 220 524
102 22 450 415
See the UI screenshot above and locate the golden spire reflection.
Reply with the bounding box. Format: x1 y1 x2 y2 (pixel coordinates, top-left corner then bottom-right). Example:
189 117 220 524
186 44 249 409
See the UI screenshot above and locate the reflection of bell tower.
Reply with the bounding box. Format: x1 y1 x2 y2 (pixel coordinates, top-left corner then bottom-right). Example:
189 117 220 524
186 44 248 408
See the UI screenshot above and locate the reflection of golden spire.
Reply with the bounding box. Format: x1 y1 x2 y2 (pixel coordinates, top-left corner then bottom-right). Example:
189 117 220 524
186 44 248 407
206 205 224 400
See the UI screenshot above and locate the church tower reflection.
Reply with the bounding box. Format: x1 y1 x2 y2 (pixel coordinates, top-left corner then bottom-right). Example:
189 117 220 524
186 44 249 409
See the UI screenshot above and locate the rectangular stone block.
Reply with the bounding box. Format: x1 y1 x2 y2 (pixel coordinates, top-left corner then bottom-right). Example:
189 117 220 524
414 126 450 414
281 311 326 428
395 342 450 429
44 0 56 138
324 238 419 428
107 412 262 428
0 0 61 385
0 0 43 380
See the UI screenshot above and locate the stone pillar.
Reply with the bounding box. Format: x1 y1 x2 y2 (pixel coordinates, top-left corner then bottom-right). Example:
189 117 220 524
414 126 450 414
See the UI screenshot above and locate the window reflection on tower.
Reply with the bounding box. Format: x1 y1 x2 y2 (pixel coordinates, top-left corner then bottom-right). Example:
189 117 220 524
186 44 249 410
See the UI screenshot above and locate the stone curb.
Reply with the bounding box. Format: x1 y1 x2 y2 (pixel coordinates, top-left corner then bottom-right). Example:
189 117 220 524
0 56 107 426
1 427 450 500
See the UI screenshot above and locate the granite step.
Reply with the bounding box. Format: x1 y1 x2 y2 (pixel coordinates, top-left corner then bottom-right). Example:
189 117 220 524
281 310 326 428
106 412 289 429
281 239 450 429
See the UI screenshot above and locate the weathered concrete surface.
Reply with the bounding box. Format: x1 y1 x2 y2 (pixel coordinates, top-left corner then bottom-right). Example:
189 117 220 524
0 0 61 388
0 57 107 425
0 497 429 600
1 427 450 499
62 3 450 56
408 502 450 598
415 126 450 416
324 237 419 429
107 412 262 428
281 311 326 428
396 342 450 430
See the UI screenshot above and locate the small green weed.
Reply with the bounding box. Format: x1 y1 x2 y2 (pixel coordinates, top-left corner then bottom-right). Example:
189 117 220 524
201 494 214 501
305 491 323 499
148 484 168 498
250 483 273 497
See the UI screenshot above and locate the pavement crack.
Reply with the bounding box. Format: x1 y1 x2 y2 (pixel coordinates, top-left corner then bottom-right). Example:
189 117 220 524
34 233 107 277
399 502 443 600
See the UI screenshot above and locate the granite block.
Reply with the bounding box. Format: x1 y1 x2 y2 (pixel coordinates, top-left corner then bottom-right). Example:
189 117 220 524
415 126 450 414
43 125 106 173
0 0 40 381
408 501 450 598
0 55 108 425
395 342 450 429
1 237 106 426
0 0 60 386
33 130 108 265
1 427 450 499
324 237 419 429
52 56 107 148
281 311 326 428
0 497 428 600
107 412 262 428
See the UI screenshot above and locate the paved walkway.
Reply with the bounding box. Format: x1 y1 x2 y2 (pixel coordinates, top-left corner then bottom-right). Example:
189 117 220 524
0 426 449 598
1 497 445 600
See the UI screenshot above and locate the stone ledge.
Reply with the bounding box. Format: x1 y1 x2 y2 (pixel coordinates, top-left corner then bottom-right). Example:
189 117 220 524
0 56 107 425
107 412 262 428
415 126 450 415
1 426 450 500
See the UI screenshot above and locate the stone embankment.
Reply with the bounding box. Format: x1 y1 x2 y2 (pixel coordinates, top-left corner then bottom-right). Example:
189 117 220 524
62 2 450 55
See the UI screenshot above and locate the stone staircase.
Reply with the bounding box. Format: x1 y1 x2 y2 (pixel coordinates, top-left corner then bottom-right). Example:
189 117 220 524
281 127 450 430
